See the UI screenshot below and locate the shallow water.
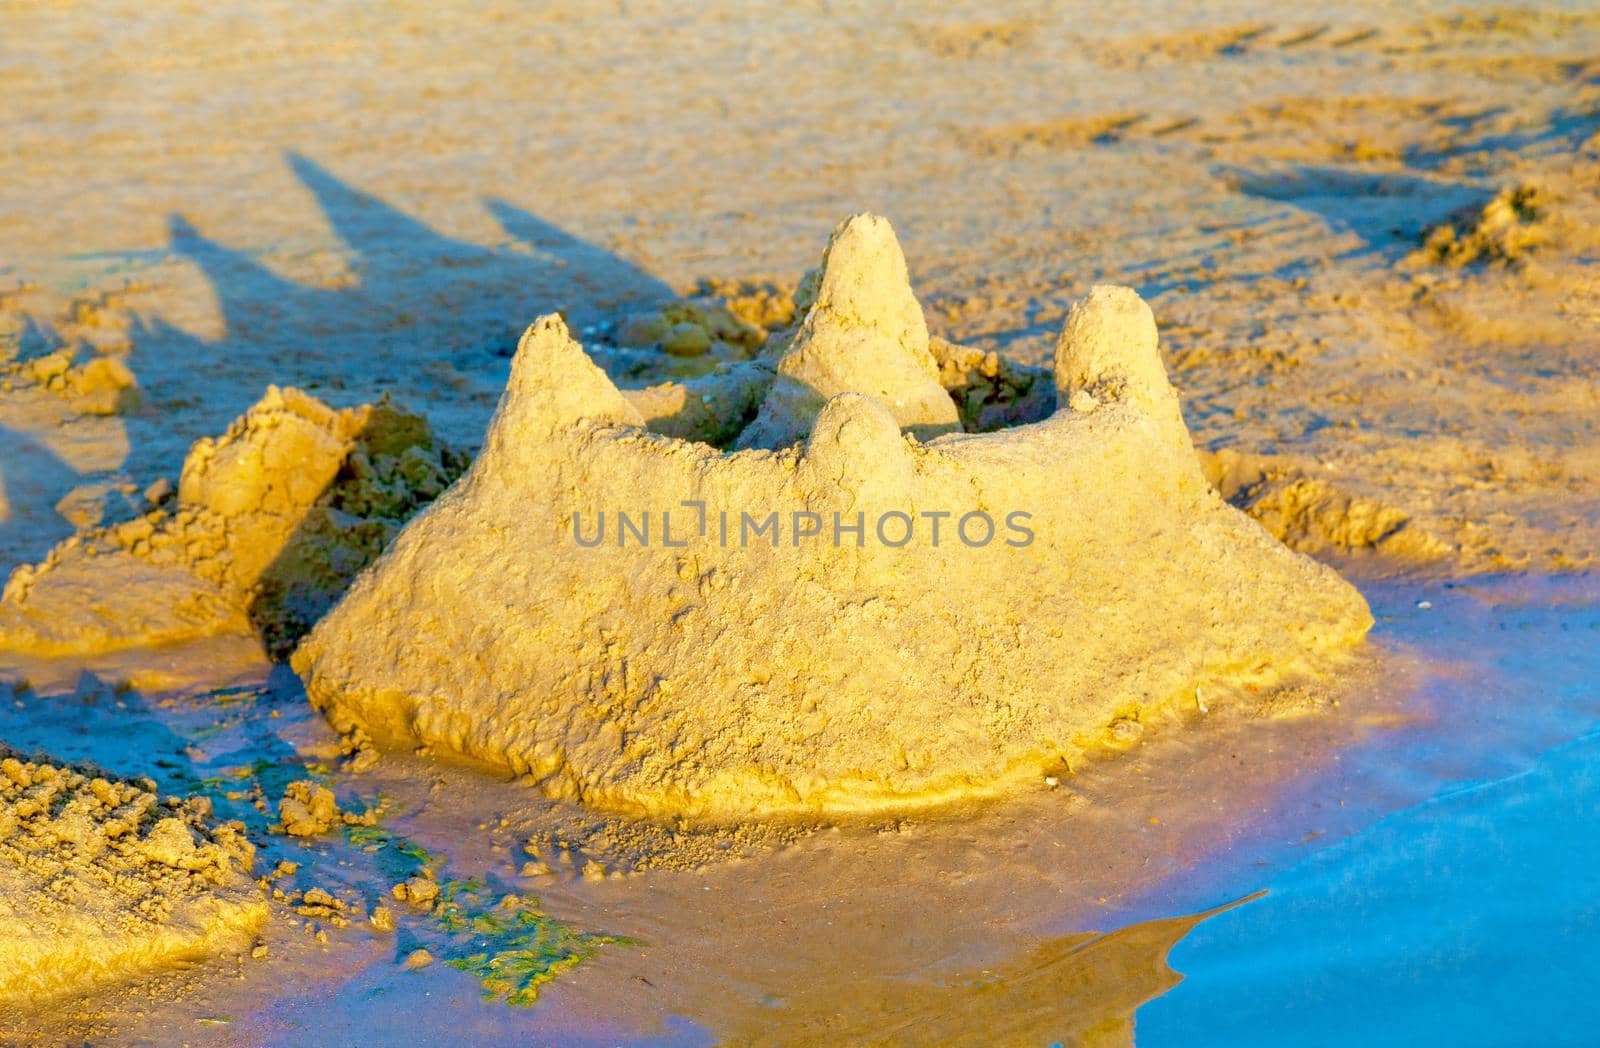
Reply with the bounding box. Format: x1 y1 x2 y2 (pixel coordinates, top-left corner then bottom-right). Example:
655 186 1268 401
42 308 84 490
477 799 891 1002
1138 574 1600 1046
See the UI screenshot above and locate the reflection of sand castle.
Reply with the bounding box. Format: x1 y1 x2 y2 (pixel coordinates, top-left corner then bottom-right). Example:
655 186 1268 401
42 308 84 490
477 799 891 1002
295 214 1373 821
0 745 267 999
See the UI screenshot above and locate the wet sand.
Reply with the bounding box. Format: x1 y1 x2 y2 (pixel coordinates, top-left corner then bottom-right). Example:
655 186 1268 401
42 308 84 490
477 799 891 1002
2 577 1589 1043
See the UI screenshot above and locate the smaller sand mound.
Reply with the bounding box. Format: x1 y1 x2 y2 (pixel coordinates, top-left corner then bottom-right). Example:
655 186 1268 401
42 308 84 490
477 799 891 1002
0 387 465 658
1412 183 1550 267
0 745 267 1000
610 283 787 363
14 348 142 416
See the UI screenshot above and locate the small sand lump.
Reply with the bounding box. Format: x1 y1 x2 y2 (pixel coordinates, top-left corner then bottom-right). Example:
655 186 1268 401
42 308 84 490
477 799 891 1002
277 780 341 837
392 876 439 909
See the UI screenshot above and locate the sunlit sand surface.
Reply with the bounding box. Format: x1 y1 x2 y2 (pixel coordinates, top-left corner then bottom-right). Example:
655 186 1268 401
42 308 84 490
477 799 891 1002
2 1 1597 1042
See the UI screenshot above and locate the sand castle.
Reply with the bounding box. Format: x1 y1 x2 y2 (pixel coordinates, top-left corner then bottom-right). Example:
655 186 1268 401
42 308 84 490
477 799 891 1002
293 214 1374 822
0 388 464 659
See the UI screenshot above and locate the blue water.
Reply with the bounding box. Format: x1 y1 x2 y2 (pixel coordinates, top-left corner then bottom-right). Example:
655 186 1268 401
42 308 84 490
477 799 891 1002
1139 577 1600 1046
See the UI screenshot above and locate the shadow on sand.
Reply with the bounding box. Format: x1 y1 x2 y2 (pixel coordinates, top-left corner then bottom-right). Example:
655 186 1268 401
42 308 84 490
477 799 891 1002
1222 164 1495 255
0 425 80 567
115 150 672 473
3 152 681 656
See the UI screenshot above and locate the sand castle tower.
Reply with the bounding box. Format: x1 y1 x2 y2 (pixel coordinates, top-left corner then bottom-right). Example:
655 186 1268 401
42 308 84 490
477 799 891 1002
292 215 1372 822
736 213 960 448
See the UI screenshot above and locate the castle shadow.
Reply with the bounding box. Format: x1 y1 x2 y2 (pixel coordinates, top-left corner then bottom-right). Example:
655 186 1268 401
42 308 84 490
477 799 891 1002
1223 164 1495 257
5 153 679 658
117 150 673 476
0 424 80 569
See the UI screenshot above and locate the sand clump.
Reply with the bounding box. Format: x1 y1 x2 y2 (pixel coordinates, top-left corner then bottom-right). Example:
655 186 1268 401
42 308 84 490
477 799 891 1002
1201 450 1453 565
14 348 142 416
609 279 791 367
928 336 1055 432
0 745 267 1000
601 279 800 448
393 875 440 910
293 214 1373 822
0 386 466 658
1412 183 1550 267
276 779 373 837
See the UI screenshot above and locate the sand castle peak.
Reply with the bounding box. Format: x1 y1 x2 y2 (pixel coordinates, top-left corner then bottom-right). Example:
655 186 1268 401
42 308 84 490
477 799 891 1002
1054 284 1186 441
493 315 642 453
737 213 961 449
797 392 916 510
805 212 930 355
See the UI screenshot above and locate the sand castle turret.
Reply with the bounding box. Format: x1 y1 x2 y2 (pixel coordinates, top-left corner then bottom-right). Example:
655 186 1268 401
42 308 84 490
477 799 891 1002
736 213 960 449
1055 284 1188 444
291 217 1373 823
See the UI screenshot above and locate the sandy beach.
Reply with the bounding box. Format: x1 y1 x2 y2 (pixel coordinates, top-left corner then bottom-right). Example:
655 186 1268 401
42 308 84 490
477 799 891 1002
2 2 1597 1043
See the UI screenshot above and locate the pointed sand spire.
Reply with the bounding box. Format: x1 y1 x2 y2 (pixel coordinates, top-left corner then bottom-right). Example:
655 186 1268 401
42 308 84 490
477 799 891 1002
1054 285 1187 441
736 214 960 449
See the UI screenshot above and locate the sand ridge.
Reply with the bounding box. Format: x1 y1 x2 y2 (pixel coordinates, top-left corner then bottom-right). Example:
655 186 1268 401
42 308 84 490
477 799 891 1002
0 745 268 1001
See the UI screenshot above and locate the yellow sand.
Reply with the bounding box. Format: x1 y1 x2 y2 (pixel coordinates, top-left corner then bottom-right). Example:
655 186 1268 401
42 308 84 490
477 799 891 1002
294 215 1372 822
0 387 463 658
735 214 961 448
0 747 267 1001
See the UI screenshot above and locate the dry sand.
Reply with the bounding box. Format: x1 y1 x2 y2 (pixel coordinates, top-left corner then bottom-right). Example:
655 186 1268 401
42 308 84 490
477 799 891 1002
3 1 1595 579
